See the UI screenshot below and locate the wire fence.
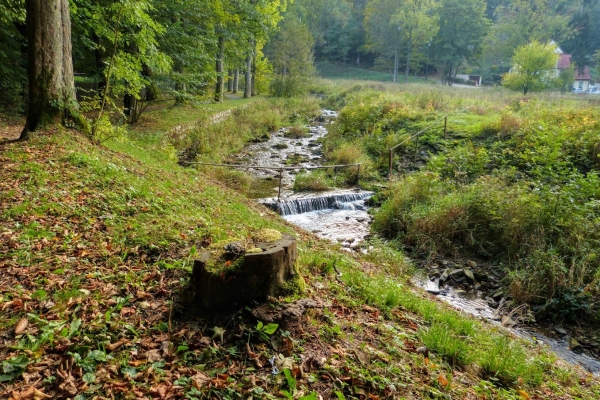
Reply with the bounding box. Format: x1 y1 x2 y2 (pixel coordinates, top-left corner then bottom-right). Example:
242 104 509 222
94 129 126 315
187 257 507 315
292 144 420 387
182 161 362 201
387 109 470 181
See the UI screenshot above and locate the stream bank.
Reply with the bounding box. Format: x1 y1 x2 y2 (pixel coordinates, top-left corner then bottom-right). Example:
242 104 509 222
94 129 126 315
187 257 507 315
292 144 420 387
236 109 600 375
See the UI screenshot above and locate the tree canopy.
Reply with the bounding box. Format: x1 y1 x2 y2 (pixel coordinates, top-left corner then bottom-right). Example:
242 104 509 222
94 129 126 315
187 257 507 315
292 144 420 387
502 40 559 94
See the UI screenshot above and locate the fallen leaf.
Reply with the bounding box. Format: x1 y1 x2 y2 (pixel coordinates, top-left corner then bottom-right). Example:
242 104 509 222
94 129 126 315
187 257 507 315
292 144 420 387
15 318 28 335
146 349 163 363
106 339 127 351
438 374 449 387
191 372 210 389
517 390 530 399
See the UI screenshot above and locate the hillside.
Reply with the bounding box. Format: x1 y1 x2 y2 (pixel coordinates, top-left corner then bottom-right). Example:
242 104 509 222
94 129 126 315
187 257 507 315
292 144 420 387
1 98 599 399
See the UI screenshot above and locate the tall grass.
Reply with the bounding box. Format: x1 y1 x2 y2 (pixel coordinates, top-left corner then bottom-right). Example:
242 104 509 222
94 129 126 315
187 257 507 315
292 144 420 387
170 97 321 164
338 263 545 386
323 81 600 321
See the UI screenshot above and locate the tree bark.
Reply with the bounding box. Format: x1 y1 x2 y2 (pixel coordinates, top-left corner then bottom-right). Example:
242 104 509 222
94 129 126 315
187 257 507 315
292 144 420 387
252 52 258 96
244 47 252 99
227 69 233 92
21 0 76 140
92 33 106 93
232 69 239 94
405 43 411 83
214 35 225 103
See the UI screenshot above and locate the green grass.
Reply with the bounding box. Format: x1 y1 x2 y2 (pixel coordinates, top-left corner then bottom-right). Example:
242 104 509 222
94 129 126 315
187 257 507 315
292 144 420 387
316 61 436 84
1 90 599 399
320 80 600 321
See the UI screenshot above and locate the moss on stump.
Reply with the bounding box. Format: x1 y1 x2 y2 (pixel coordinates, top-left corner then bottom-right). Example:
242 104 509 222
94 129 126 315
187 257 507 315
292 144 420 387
190 233 298 311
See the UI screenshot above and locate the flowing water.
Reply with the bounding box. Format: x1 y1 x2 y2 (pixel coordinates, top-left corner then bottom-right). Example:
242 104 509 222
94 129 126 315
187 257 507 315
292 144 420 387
238 110 600 374
237 110 374 247
417 277 600 375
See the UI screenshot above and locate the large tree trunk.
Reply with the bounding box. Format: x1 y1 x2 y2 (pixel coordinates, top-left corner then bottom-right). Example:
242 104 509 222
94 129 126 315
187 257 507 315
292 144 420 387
251 43 257 96
214 35 225 103
21 0 76 140
232 69 239 94
227 69 233 92
244 50 252 99
214 36 226 103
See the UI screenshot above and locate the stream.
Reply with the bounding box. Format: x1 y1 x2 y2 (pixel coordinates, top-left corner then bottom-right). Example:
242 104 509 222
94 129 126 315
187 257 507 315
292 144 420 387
236 110 600 375
235 110 374 248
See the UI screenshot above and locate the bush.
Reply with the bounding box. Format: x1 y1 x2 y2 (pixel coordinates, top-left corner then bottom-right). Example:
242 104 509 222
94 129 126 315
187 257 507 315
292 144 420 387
270 76 308 98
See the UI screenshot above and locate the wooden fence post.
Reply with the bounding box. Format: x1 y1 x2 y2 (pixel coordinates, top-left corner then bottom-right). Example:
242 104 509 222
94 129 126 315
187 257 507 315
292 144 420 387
389 149 393 181
444 116 448 138
277 169 283 202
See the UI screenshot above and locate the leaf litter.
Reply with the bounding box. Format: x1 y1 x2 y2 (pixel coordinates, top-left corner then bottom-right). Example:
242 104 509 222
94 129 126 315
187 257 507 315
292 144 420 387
0 130 599 399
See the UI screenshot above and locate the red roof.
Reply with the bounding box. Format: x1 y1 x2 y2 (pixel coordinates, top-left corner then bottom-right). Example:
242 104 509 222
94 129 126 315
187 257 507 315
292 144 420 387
575 66 592 81
557 53 571 69
557 53 592 80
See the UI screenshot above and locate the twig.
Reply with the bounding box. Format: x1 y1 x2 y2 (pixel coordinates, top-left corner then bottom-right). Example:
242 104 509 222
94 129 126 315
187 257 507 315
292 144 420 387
332 259 349 288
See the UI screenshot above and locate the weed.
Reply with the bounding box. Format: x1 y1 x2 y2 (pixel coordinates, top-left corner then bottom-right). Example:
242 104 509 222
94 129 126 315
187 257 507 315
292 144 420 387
419 323 472 367
478 335 542 386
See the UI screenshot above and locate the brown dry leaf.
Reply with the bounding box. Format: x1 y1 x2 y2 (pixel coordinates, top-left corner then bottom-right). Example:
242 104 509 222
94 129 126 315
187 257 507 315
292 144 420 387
15 318 28 335
146 349 163 363
149 383 172 399
191 372 210 389
106 339 128 351
32 388 52 400
11 386 34 400
129 360 147 367
120 307 136 317
246 343 264 368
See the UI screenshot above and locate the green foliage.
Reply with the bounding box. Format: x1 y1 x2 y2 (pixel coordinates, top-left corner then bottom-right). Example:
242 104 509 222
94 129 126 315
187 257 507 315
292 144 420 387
294 170 332 192
419 323 472 367
255 321 278 342
502 41 559 95
433 0 490 84
478 335 542 386
268 17 315 97
0 355 30 383
554 65 575 94
0 0 26 112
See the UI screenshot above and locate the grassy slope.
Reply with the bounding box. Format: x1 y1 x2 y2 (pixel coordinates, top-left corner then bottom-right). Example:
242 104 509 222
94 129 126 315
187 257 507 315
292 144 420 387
316 62 436 84
1 98 599 399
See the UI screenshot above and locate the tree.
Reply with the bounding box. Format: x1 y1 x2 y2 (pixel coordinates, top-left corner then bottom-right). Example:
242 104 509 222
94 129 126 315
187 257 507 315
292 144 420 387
21 0 78 140
433 0 490 85
554 64 575 94
268 17 315 97
0 1 26 113
502 40 559 94
153 0 217 102
364 0 404 81
481 0 569 81
563 0 599 73
394 0 439 82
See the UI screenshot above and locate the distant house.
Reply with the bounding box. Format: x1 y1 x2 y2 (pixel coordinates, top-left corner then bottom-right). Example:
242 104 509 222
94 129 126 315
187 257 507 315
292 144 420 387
553 43 592 91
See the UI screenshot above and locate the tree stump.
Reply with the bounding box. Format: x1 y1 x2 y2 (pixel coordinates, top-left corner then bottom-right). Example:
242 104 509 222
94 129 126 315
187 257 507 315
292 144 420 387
190 233 298 311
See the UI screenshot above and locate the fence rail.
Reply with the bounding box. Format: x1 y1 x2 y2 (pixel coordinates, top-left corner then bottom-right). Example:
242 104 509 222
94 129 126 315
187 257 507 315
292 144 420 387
183 161 361 201
386 108 478 181
387 115 448 181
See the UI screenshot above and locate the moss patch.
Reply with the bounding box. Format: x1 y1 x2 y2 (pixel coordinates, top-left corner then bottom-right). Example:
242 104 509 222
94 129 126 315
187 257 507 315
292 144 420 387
252 228 282 243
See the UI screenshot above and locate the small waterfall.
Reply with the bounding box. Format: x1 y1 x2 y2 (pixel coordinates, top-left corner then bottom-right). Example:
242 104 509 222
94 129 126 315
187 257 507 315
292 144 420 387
260 191 373 216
